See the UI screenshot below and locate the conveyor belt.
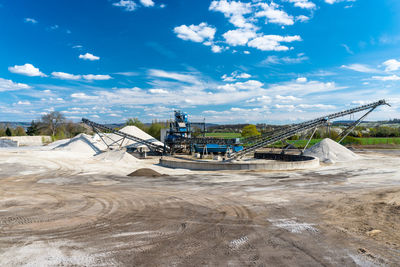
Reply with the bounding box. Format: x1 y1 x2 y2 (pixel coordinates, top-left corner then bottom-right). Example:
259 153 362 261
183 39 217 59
227 100 388 159
82 118 166 153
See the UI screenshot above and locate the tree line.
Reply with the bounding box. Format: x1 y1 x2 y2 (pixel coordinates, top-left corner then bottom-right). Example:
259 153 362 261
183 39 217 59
0 111 88 140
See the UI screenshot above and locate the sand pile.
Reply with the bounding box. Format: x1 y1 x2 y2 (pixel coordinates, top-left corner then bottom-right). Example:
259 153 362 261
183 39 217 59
119 126 164 149
53 134 104 154
128 168 166 177
99 126 162 151
304 138 359 163
93 149 139 164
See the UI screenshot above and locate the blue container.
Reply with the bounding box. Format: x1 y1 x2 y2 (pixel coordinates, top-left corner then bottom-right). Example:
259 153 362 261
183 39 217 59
194 144 243 153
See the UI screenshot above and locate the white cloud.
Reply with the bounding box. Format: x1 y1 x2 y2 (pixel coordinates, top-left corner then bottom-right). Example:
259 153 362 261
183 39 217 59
222 71 251 82
209 0 253 29
217 80 263 92
237 73 251 79
246 95 272 104
174 22 216 43
8 63 46 77
382 59 400 72
71 93 98 100
296 15 310 22
149 89 168 94
24 18 38 24
149 69 199 83
288 0 316 9
255 3 294 26
351 100 369 105
341 44 354 54
262 53 308 64
267 80 341 95
113 0 136 11
371 75 400 81
341 64 378 73
276 95 301 102
49 25 59 30
243 50 250 54
248 35 301 51
83 74 112 81
114 71 138 76
140 0 154 7
79 53 100 61
296 77 307 83
17 100 31 105
52 72 111 81
274 104 296 111
223 29 257 46
0 78 31 92
325 0 355 4
211 45 223 53
52 72 81 80
298 104 335 109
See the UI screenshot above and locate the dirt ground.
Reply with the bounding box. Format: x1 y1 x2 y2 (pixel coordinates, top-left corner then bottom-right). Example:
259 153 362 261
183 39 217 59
0 148 399 266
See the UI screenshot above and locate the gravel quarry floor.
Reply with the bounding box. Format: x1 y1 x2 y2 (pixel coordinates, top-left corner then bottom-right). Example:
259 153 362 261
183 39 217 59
0 148 399 266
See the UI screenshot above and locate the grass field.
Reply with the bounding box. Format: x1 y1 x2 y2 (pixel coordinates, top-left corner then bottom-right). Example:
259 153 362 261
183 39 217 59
205 132 242 138
357 137 400 145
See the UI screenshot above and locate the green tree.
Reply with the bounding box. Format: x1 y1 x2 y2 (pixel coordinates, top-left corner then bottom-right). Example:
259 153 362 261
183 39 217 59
27 120 40 136
147 123 165 140
241 124 260 138
5 127 12 136
64 121 86 138
40 111 66 137
15 126 26 136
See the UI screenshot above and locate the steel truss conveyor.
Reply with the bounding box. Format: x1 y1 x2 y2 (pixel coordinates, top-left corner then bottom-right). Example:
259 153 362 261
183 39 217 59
227 99 389 160
82 118 166 154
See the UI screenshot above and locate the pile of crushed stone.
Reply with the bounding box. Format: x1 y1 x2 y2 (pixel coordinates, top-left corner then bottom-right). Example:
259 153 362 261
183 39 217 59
93 149 140 164
92 126 163 151
53 134 105 155
128 168 166 177
303 138 360 164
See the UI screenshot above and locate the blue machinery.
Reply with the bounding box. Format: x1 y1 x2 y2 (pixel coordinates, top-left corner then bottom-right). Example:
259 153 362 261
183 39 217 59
165 110 243 155
82 100 389 160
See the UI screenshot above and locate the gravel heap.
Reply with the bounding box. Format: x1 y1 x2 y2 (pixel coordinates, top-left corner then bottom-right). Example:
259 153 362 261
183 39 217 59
303 138 360 163
93 149 140 164
53 134 105 155
128 168 166 177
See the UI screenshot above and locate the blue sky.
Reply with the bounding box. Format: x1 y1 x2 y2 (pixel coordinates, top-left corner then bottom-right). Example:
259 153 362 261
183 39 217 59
1 0 400 123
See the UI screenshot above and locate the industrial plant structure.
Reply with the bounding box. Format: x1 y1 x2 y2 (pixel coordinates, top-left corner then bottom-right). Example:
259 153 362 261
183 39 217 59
82 99 389 165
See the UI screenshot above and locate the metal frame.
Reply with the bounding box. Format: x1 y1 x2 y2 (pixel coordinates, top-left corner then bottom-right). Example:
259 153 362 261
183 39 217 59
337 106 382 144
227 100 389 160
82 118 166 154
